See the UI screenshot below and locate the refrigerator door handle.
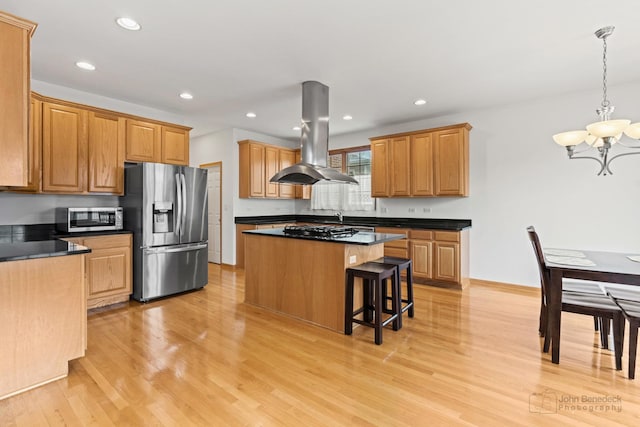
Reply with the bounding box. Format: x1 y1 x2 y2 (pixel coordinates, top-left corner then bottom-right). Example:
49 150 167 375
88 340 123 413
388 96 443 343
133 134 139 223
175 173 183 235
180 173 187 233
144 243 208 254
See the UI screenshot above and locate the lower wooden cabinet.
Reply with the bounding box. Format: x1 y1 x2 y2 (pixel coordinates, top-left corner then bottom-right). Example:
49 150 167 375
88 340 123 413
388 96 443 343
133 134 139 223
64 233 132 309
377 227 469 289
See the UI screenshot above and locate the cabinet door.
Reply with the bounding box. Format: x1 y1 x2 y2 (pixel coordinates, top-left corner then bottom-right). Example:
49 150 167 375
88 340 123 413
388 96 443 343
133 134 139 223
9 96 41 192
294 150 311 199
88 111 125 194
434 127 468 196
370 138 389 197
0 14 34 186
278 149 295 199
125 119 161 162
390 136 411 196
83 234 132 309
433 241 460 283
161 126 189 165
411 132 434 196
410 240 433 280
248 143 265 197
265 146 279 198
42 102 88 193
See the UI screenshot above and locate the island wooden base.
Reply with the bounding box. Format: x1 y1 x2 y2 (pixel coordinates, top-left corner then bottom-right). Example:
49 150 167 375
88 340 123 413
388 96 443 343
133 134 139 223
0 255 86 400
244 234 384 332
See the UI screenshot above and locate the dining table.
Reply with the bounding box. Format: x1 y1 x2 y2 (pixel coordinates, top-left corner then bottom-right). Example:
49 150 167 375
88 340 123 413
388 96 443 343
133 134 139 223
546 249 640 364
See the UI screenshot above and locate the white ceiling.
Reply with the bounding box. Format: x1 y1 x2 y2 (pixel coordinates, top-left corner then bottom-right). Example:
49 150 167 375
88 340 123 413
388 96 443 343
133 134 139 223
3 0 640 140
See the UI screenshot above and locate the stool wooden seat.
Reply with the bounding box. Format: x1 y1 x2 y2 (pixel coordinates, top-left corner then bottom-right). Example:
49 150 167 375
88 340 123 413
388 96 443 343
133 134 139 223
371 256 415 328
345 262 401 345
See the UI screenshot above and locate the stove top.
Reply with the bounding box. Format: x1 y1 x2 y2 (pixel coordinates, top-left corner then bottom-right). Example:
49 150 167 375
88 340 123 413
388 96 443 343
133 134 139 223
282 225 359 238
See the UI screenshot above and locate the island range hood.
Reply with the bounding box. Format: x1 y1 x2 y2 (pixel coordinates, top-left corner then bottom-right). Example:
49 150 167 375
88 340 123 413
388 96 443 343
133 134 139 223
270 81 358 185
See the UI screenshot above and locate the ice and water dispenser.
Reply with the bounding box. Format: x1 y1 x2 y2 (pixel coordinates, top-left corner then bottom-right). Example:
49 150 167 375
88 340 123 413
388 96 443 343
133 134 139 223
153 201 173 233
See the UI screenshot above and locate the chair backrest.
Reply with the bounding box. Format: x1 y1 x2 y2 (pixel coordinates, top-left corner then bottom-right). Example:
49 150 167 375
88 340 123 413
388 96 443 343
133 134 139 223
527 226 549 296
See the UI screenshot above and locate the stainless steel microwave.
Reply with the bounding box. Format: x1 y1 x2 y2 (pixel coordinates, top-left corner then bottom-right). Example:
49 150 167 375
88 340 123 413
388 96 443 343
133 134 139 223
55 207 123 233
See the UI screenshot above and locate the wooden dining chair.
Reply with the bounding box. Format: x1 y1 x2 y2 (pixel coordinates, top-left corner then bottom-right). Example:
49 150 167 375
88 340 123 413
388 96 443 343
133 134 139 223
605 286 640 379
527 226 624 369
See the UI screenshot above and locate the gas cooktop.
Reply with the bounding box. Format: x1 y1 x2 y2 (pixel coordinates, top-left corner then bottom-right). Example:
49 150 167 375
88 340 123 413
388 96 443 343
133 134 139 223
282 225 359 238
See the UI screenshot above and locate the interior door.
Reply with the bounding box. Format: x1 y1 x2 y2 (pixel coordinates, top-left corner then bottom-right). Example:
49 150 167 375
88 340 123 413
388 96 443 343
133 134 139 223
206 164 222 263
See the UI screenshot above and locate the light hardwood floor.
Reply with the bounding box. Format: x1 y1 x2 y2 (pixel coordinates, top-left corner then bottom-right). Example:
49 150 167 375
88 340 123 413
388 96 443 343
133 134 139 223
1 264 639 426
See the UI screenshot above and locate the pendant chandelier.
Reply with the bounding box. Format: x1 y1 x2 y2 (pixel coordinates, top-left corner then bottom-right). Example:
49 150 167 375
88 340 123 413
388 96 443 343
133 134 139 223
553 26 640 176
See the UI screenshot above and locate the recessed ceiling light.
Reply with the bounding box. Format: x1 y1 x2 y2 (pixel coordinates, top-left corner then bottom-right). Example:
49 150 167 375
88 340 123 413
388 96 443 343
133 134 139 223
414 99 427 106
246 112 257 118
293 126 301 131
75 61 96 71
342 115 353 121
116 17 141 31
179 92 193 100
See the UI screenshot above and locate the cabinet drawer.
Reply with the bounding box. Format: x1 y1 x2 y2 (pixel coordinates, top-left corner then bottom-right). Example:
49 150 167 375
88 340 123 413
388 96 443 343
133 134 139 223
409 229 434 240
83 234 131 250
434 231 459 242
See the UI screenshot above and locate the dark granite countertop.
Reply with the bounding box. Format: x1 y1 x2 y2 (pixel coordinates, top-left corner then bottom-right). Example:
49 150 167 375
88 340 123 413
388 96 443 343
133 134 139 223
235 214 471 231
0 240 91 262
243 228 405 246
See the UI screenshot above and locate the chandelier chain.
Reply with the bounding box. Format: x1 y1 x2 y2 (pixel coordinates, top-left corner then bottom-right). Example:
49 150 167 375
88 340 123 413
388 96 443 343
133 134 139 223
602 36 609 108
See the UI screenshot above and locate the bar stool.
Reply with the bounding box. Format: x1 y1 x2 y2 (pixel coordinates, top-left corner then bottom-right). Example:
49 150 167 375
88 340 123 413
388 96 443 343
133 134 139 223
372 256 415 329
344 262 401 345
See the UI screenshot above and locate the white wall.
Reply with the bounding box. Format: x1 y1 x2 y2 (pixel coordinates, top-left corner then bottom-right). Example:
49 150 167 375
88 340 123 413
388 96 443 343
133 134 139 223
189 128 297 265
299 81 640 288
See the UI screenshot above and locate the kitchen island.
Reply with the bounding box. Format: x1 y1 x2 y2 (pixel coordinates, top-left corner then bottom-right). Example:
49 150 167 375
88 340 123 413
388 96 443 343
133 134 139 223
0 240 90 400
243 227 404 332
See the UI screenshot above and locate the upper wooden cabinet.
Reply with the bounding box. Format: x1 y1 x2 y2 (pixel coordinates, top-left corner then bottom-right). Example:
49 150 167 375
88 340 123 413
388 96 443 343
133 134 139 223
411 132 434 196
0 12 36 187
293 150 311 200
2 92 191 195
88 111 125 194
370 138 390 197
42 101 88 193
125 121 190 166
238 139 299 199
161 126 189 165
278 149 296 199
125 119 161 163
434 127 469 196
7 95 42 192
239 140 265 198
370 123 471 197
265 146 279 198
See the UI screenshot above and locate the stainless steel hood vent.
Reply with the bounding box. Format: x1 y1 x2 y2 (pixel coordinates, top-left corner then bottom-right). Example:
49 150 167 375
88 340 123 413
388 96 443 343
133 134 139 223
270 81 358 185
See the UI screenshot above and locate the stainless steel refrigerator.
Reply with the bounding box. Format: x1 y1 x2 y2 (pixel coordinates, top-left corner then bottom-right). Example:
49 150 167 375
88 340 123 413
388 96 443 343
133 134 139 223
120 163 208 302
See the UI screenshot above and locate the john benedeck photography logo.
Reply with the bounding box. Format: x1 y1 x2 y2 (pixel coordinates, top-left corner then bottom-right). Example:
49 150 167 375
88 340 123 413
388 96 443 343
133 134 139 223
529 390 622 414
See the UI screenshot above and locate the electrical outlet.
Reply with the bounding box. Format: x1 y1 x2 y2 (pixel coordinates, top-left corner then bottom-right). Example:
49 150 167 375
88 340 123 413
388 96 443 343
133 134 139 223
408 208 415 213
349 255 357 264
381 207 387 213
423 207 431 213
